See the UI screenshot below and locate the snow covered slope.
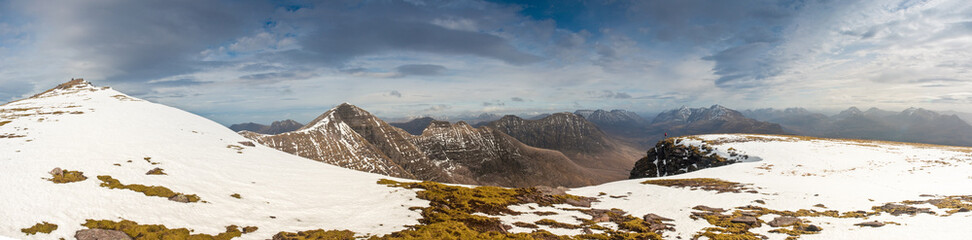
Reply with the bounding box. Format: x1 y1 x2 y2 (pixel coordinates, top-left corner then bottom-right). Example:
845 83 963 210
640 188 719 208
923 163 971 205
488 134 972 239
0 80 427 239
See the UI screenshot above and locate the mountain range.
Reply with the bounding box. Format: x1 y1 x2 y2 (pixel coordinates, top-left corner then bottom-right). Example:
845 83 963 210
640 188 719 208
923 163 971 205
744 107 972 146
240 104 608 187
228 120 303 135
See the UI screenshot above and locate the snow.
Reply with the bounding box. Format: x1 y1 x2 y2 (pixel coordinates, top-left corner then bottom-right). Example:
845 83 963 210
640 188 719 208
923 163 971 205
0 84 427 239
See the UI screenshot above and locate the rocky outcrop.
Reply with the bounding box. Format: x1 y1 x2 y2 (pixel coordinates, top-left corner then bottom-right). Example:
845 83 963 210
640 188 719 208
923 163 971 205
629 138 737 179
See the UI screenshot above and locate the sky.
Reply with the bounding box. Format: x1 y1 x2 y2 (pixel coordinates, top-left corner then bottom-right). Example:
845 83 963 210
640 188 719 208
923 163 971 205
0 0 970 125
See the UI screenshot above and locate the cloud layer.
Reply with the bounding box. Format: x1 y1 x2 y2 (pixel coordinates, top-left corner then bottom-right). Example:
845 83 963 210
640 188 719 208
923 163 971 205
0 0 969 124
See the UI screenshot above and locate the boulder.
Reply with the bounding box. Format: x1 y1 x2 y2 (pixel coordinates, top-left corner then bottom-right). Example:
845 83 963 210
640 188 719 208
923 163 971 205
730 216 760 226
168 194 190 203
75 229 132 240
854 221 885 227
643 213 674 222
800 224 822 232
693 205 726 212
767 216 800 227
50 167 64 176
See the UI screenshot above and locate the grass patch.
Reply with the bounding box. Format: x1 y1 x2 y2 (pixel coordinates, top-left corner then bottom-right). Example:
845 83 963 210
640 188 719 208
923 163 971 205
230 193 242 199
96 175 200 203
46 168 87 183
534 219 581 229
642 178 755 193
82 219 243 240
21 222 57 235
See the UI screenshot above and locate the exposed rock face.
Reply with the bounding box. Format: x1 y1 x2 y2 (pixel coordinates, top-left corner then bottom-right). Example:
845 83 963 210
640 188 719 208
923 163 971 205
629 138 737 179
75 229 132 240
229 119 304 135
242 104 604 187
239 105 416 179
389 117 435 135
485 113 643 180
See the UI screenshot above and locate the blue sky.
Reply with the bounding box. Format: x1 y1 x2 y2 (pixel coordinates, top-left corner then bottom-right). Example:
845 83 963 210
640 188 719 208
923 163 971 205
0 0 970 124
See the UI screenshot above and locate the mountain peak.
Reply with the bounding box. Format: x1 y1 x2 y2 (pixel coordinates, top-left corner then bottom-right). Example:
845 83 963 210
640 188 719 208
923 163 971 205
31 78 102 98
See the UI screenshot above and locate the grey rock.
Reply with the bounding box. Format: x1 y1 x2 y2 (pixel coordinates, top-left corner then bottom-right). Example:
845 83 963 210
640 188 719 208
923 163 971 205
768 216 800 227
855 221 885 227
643 213 674 222
168 194 190 203
730 216 760 226
75 229 132 240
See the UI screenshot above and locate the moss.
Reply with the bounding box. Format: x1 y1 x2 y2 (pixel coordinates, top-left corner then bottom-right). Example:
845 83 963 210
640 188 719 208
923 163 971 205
242 226 258 233
47 169 88 183
512 222 538 228
96 175 200 203
641 178 753 193
230 193 242 199
21 222 57 235
82 219 242 240
273 229 355 240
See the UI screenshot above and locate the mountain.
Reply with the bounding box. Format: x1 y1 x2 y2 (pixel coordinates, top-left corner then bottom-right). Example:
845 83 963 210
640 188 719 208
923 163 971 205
243 104 603 187
228 119 303 134
649 105 785 137
484 113 643 180
0 79 428 239
388 117 434 135
409 120 599 187
745 107 972 146
574 109 648 136
3 79 971 240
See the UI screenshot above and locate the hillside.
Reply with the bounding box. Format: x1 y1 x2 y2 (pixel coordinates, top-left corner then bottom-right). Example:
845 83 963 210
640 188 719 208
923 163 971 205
0 80 427 239
485 113 644 180
228 120 303 135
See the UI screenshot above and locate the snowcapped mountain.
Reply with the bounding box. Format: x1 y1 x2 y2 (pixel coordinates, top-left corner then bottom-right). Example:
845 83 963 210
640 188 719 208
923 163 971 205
0 80 427 239
485 113 644 180
229 120 303 135
574 109 648 135
649 105 784 138
243 104 605 187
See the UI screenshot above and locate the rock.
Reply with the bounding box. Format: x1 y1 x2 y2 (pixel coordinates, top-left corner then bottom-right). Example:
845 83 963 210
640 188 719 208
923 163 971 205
693 205 726 212
958 208 970 213
800 224 822 232
740 211 759 217
145 167 165 175
535 186 567 196
582 227 593 234
753 200 766 204
919 194 936 197
768 216 800 227
168 194 190 203
643 213 674 222
238 141 256 147
855 221 885 227
730 216 760 226
75 229 132 240
50 167 64 176
565 197 593 208
592 214 610 222
813 203 827 208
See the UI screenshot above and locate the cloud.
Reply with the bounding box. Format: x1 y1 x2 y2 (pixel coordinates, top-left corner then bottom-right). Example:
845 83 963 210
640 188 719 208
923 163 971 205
425 104 451 112
590 90 632 99
511 97 524 102
396 64 446 76
238 71 318 84
147 78 212 87
389 90 402 98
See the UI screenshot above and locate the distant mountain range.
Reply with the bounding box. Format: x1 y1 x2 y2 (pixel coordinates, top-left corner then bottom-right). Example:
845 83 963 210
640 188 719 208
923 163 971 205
229 119 303 135
744 107 972 146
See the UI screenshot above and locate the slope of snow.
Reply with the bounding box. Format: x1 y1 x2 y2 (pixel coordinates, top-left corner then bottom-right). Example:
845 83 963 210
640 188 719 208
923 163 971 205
569 134 972 239
0 82 426 239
